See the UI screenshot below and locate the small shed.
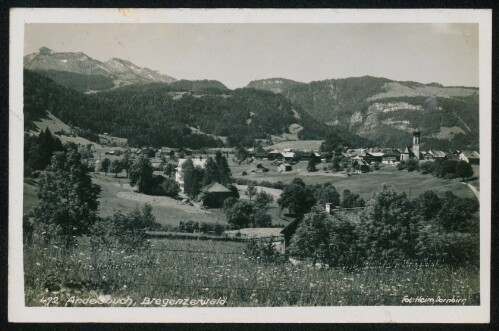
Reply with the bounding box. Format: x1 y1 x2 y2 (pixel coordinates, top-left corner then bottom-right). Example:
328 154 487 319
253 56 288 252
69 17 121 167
278 163 293 172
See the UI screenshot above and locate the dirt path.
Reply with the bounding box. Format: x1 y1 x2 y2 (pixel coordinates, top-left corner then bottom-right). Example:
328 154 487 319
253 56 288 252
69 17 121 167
462 182 479 200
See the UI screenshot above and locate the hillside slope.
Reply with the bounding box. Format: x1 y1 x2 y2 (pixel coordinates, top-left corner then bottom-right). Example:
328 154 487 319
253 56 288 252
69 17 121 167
25 70 370 149
247 76 479 150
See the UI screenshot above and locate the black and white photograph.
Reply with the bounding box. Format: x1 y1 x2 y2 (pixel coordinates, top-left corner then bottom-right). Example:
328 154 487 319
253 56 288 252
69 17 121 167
8 8 491 323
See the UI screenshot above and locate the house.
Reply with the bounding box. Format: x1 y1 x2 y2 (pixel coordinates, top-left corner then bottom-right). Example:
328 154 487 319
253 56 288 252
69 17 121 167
201 182 233 208
295 151 317 161
268 150 284 161
459 151 480 164
365 152 384 164
381 150 400 164
254 152 269 160
158 147 175 158
175 158 208 190
423 150 446 161
281 151 296 161
432 150 447 160
278 163 293 172
253 163 269 173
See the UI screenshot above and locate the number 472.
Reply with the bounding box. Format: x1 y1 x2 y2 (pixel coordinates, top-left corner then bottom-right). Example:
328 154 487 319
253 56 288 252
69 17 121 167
40 296 59 305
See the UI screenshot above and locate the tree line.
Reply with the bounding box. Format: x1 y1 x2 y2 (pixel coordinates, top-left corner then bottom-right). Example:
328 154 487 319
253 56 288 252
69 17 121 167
288 185 479 267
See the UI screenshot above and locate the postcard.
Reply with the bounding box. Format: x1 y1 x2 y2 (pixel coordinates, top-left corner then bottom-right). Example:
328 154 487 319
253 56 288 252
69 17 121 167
9 8 491 323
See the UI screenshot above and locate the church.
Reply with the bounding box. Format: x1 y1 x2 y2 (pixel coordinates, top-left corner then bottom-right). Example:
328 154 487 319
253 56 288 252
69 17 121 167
400 128 421 161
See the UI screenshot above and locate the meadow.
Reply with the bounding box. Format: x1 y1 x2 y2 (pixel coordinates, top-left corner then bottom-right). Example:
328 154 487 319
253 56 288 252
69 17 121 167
24 238 480 307
231 160 477 201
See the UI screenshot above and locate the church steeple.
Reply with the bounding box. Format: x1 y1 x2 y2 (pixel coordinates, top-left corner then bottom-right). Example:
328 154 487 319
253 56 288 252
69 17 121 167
412 127 421 159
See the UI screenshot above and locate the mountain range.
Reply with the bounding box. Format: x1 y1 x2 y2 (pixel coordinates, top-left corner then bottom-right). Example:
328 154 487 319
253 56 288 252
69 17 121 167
24 47 176 91
23 48 479 151
247 77 479 150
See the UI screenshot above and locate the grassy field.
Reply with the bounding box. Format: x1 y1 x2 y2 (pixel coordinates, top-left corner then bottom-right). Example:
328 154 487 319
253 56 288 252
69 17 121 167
24 238 480 307
267 140 324 151
232 160 477 201
23 172 292 228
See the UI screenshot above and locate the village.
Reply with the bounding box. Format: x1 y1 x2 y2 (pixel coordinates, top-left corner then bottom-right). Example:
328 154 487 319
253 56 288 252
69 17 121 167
68 128 477 252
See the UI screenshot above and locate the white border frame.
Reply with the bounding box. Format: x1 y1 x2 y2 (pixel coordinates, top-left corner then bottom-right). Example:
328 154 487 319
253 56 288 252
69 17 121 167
9 8 492 323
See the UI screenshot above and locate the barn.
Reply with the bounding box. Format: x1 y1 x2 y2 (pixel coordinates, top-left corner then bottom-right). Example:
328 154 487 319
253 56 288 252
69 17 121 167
201 182 234 208
459 151 480 165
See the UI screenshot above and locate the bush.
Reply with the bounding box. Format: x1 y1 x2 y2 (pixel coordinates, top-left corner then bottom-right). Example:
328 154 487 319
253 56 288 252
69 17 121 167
406 158 419 172
396 160 407 170
245 240 286 263
90 204 158 249
419 161 433 174
157 178 181 197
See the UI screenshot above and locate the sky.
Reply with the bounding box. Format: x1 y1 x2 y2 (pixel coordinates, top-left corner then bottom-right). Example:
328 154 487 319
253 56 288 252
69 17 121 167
24 23 479 89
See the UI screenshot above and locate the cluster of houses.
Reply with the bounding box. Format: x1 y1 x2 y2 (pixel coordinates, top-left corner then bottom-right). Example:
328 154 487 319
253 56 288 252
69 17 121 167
244 129 480 166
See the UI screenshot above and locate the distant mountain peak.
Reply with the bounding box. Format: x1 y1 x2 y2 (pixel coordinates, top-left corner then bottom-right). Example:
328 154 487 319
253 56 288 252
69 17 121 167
39 47 55 55
24 47 177 89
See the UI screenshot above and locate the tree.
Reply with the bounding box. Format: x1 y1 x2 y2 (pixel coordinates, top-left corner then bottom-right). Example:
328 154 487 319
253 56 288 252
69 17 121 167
129 155 154 193
288 206 336 266
202 157 219 187
406 158 419 172
289 206 359 266
90 204 158 248
100 158 111 175
215 151 232 185
235 145 248 163
158 178 180 197
169 149 176 159
314 183 340 208
254 191 274 210
109 159 122 177
245 183 257 200
437 191 479 232
357 185 417 261
253 210 272 227
182 158 204 198
414 190 442 222
341 189 365 208
224 200 255 228
455 161 474 181
32 145 101 247
164 163 175 178
25 128 64 172
419 161 433 174
120 150 132 178
307 158 318 172
277 178 316 216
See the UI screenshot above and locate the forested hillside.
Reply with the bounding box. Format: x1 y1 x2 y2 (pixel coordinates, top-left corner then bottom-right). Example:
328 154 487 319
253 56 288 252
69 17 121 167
248 76 479 150
25 70 365 149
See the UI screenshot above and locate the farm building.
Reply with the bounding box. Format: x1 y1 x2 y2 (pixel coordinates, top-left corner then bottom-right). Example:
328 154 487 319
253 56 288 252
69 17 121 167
381 150 400 164
459 151 480 164
278 163 293 172
157 147 175 158
423 150 447 161
200 182 234 208
268 150 284 161
281 151 296 161
365 152 384 164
